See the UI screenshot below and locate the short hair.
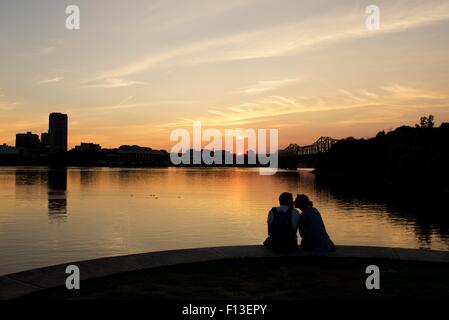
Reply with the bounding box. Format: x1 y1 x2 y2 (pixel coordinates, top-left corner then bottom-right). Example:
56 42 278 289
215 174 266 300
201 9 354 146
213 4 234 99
279 192 293 206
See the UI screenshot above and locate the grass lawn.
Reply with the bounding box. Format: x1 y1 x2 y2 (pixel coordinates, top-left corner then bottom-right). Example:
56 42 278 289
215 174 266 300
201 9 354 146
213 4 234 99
21 257 449 300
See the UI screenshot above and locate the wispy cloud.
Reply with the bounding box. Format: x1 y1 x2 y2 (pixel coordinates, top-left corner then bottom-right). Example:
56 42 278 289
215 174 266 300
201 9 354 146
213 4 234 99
142 0 258 30
381 84 448 100
0 100 21 111
161 84 449 128
81 78 148 89
38 77 63 85
87 0 449 82
82 96 207 115
238 79 300 95
85 39 221 82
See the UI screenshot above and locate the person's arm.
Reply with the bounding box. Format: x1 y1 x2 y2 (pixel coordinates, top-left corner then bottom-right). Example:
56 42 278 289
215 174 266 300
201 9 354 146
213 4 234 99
298 214 306 238
267 208 274 238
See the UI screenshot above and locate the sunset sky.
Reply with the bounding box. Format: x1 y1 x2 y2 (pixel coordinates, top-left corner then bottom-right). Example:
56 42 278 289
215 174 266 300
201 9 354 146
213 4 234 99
1 0 449 149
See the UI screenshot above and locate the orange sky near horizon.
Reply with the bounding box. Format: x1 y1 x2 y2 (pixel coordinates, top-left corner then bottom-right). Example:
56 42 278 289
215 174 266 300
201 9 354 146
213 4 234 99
1 0 449 150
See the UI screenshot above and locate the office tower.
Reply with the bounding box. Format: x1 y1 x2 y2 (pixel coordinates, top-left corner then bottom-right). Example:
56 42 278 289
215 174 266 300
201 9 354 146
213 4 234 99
48 113 68 154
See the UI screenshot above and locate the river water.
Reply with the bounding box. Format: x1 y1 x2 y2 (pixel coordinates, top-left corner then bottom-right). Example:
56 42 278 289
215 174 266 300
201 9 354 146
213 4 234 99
0 167 448 275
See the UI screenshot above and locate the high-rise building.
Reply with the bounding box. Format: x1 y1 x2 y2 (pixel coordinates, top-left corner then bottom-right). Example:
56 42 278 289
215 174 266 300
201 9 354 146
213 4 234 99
48 113 68 154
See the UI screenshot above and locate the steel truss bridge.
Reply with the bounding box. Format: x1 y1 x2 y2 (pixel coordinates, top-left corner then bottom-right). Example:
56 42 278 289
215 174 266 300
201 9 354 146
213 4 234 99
283 136 339 156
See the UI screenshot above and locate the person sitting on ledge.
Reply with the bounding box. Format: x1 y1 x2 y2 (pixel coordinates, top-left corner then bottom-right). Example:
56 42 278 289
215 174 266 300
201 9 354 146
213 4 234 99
294 194 336 253
263 192 300 253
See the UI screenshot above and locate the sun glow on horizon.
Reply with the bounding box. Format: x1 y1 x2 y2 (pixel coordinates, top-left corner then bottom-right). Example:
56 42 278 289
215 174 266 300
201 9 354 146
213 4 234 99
1 0 449 149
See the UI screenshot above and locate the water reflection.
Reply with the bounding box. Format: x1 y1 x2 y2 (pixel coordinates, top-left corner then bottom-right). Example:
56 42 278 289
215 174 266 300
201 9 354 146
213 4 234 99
14 169 45 186
80 168 96 187
2 167 449 276
14 168 46 200
314 175 449 249
47 168 67 222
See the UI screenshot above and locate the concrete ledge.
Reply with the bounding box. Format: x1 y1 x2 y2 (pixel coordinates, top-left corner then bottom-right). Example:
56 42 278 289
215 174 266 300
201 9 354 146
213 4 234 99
1 245 448 300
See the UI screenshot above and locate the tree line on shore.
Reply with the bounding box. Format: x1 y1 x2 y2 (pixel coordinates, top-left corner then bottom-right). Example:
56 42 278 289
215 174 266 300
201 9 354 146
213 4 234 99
314 116 449 190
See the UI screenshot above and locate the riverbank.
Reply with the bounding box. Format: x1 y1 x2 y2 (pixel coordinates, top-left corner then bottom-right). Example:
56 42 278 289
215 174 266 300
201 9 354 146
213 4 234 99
21 257 449 300
2 245 449 300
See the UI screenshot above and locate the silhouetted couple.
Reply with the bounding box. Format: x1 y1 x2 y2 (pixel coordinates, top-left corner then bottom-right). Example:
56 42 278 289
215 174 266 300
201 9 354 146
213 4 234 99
264 192 336 253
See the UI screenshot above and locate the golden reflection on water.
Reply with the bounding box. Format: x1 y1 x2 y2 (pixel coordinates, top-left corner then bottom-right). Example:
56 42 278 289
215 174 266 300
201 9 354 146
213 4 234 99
0 167 448 275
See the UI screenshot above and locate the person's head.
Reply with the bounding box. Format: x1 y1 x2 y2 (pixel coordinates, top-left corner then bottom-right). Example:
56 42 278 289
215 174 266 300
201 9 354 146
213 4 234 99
294 194 313 211
278 192 294 208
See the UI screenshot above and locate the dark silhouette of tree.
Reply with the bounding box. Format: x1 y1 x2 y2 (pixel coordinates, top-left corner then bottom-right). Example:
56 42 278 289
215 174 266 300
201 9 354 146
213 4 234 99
418 115 435 128
315 116 449 190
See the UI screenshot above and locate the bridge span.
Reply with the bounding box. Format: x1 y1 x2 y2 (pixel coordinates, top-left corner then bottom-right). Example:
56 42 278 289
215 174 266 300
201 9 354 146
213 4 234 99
282 136 339 156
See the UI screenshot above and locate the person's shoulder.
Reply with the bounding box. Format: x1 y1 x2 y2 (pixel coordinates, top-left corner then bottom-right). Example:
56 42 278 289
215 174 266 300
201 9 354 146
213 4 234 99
269 206 278 213
268 207 277 217
292 208 300 215
301 207 316 218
